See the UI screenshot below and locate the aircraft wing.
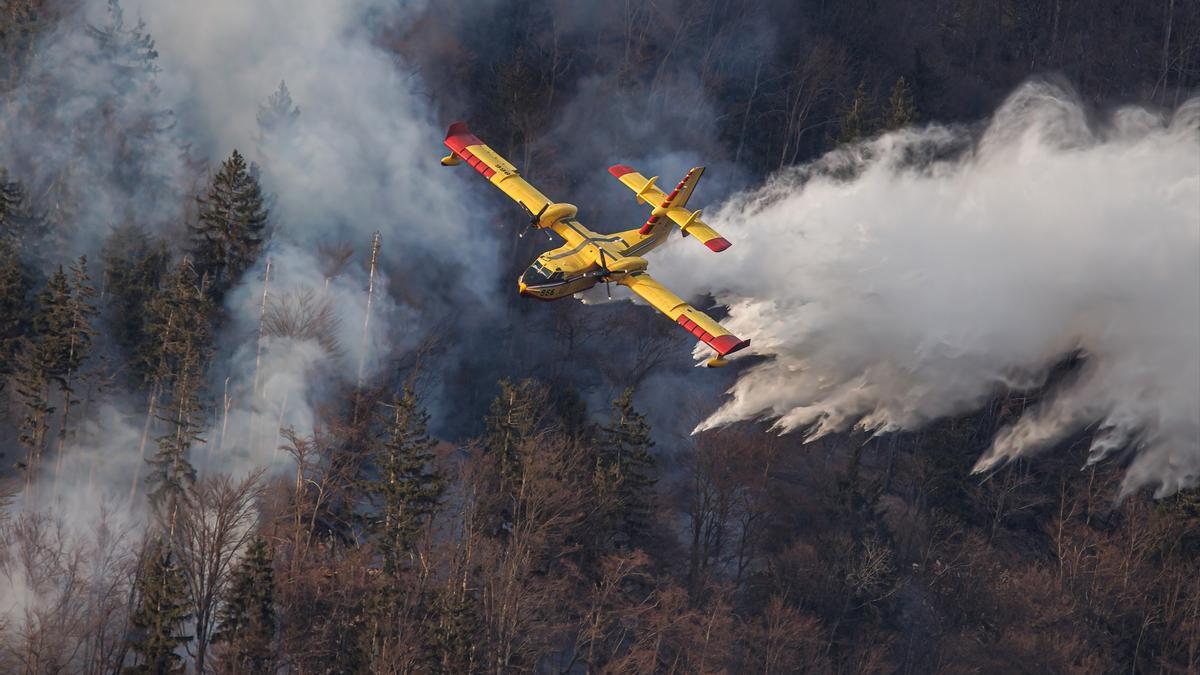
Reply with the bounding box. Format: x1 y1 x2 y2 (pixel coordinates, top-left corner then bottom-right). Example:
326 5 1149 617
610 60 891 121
619 272 749 362
443 123 586 247
608 165 731 252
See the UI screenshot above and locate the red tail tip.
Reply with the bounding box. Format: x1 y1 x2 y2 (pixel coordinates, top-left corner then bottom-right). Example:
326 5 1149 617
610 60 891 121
609 164 635 178
705 237 732 252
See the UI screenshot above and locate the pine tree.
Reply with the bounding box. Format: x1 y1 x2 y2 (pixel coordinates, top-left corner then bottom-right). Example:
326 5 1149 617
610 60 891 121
883 76 918 130
146 341 204 518
0 237 32 382
141 257 213 385
837 80 875 144
12 266 73 484
256 81 300 151
213 537 276 673
0 169 31 243
87 0 174 195
257 80 300 134
51 256 99 475
125 538 192 674
594 387 657 548
552 381 589 442
423 588 481 674
365 387 446 576
64 257 99 371
101 223 169 383
88 0 160 97
27 266 76 384
0 170 34 380
145 259 211 517
190 150 269 300
12 346 51 484
483 378 547 493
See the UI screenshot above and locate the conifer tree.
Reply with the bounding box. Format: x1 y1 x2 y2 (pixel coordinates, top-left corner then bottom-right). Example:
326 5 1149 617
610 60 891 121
423 588 481 674
141 258 212 385
87 0 174 196
51 256 99 470
883 76 918 130
190 150 269 300
145 259 211 517
257 80 300 134
26 265 76 383
213 537 277 673
483 378 546 493
594 387 657 548
837 80 875 144
0 237 31 383
146 340 204 518
0 169 31 242
125 538 192 674
11 254 97 488
13 266 73 484
366 387 446 576
102 223 169 383
64 256 99 370
88 0 160 97
12 349 51 484
553 381 589 442
256 80 300 162
0 171 34 383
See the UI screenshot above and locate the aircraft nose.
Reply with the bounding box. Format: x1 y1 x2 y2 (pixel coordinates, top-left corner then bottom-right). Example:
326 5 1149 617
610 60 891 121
518 281 528 296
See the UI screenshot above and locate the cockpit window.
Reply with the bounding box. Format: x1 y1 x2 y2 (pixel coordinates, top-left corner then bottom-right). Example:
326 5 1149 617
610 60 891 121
520 267 541 285
521 262 564 285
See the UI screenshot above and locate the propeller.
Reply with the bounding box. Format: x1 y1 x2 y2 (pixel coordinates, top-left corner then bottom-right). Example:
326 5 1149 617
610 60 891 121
517 201 549 239
599 248 612 300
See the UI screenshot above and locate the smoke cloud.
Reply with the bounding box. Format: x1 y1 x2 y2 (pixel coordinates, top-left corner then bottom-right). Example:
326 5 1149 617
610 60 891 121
3 0 498 643
655 82 1200 496
5 0 500 498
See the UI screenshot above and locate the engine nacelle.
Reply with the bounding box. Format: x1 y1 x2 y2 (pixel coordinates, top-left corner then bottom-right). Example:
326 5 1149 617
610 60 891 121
605 255 648 275
539 202 578 226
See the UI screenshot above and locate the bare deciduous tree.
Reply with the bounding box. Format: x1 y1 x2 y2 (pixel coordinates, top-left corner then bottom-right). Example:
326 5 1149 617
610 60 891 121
171 471 265 673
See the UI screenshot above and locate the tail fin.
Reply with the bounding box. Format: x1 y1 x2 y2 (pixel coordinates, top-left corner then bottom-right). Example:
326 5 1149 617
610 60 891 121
609 164 731 252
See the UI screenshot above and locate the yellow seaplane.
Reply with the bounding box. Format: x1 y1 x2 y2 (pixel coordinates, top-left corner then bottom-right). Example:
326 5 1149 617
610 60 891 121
441 122 749 367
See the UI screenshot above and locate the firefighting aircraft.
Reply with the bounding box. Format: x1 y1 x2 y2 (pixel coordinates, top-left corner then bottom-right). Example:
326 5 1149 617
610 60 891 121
441 122 749 367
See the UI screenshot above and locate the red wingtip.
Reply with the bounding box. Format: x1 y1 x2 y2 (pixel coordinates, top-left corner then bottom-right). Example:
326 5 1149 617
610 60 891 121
609 164 635 178
445 122 483 153
705 237 732 252
708 335 750 357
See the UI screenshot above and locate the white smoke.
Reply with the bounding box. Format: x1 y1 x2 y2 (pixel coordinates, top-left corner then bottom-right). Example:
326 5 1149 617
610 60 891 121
3 0 488 652
58 0 497 481
656 82 1200 496
115 0 501 474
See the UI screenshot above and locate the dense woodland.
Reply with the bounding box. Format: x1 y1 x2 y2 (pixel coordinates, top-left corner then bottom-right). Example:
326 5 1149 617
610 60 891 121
1 0 1199 673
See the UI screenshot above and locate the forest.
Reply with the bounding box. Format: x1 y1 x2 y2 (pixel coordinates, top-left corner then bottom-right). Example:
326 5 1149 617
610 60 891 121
1 0 1199 673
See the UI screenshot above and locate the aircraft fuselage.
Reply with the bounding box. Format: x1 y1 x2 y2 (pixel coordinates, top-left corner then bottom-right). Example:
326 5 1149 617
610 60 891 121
517 221 661 301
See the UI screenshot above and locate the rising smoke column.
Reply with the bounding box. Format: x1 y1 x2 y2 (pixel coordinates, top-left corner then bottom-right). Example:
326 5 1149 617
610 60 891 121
2 0 502 517
90 0 498 477
654 82 1200 496
2 0 497 656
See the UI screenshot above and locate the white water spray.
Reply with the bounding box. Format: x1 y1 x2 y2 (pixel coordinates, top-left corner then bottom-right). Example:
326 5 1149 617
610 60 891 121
656 82 1200 496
